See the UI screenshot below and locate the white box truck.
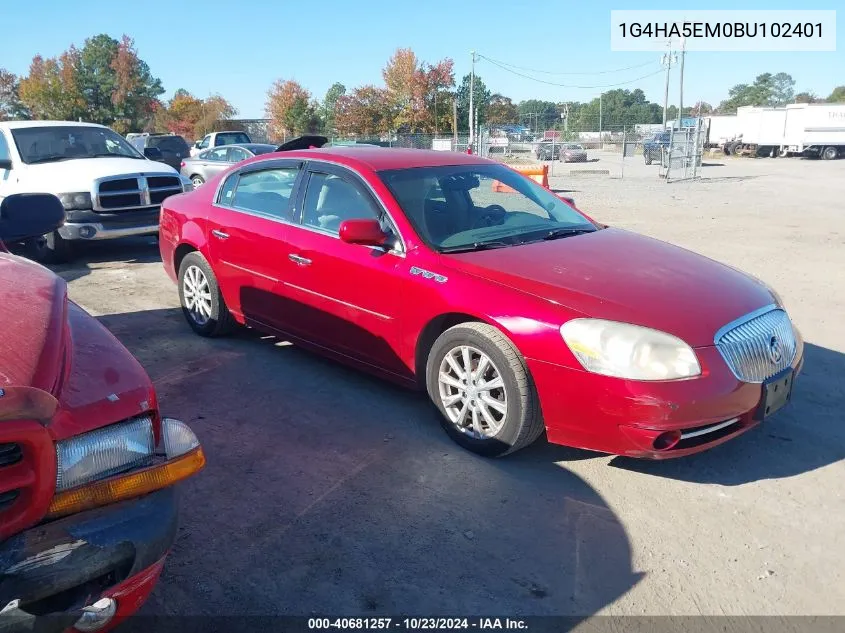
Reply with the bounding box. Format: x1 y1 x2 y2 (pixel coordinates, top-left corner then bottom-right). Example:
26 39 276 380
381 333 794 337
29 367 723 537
704 115 739 149
783 102 845 160
723 106 788 157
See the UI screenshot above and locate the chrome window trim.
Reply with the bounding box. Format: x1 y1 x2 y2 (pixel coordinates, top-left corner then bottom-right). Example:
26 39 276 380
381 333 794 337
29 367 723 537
211 156 407 257
713 303 778 344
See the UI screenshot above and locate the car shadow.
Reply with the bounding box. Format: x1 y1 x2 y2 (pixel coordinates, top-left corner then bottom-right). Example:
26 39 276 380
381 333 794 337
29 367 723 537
99 308 642 623
609 343 844 485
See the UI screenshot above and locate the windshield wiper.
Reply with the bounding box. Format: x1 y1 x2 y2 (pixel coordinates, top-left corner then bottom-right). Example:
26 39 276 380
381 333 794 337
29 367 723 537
542 227 595 241
440 241 511 254
27 156 73 164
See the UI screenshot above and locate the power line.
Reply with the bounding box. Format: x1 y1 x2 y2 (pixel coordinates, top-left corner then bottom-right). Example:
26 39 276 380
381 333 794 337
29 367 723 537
479 55 663 89
479 55 655 76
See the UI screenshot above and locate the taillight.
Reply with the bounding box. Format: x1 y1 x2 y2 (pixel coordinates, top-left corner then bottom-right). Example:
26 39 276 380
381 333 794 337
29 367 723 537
180 161 185 169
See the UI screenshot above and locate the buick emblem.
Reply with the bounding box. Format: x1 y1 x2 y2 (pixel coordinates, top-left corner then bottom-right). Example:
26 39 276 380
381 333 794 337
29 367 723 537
769 335 783 364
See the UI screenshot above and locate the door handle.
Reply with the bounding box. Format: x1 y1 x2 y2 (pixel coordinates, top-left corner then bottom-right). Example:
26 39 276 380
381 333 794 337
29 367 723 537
211 229 230 240
288 254 312 266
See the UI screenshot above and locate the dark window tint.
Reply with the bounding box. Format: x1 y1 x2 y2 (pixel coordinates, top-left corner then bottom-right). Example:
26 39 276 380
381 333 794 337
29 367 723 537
231 168 299 221
149 136 190 153
301 173 379 234
214 132 250 146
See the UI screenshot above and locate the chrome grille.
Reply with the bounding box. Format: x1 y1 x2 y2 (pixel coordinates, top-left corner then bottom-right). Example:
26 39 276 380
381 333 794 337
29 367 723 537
93 173 182 212
715 307 796 383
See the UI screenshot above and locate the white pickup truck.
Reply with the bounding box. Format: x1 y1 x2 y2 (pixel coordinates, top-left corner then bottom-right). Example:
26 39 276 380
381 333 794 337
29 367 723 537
0 120 192 263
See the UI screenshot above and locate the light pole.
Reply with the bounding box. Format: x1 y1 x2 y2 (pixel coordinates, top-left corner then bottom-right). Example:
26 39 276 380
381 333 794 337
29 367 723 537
469 50 476 149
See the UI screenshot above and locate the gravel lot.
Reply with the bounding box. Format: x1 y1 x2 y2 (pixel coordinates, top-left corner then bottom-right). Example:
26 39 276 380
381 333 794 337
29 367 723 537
51 154 844 620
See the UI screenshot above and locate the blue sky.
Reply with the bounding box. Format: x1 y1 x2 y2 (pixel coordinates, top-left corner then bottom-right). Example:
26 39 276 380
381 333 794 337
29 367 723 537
1 0 841 118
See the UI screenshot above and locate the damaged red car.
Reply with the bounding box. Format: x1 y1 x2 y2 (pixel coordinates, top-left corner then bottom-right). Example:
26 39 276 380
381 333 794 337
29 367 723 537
0 194 205 632
159 138 803 459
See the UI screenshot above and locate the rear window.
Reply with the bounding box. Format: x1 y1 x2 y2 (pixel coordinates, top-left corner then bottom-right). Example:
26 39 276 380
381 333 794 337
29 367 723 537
149 136 190 153
216 132 251 146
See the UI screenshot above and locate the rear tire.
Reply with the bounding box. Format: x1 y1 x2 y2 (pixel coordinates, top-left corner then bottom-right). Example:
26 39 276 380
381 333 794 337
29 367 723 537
426 322 544 457
822 146 838 160
26 231 73 265
178 252 236 337
191 174 205 187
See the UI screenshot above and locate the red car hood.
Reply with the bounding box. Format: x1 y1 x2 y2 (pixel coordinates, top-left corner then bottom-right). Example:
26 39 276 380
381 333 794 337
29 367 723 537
0 253 155 440
441 228 775 347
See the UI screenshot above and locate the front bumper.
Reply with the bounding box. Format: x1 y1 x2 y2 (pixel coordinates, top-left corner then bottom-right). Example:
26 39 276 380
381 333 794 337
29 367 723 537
528 344 805 459
58 208 160 241
0 488 177 633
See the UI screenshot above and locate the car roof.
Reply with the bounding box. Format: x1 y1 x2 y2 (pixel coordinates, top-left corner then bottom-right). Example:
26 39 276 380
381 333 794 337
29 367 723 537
234 143 276 151
0 120 110 130
262 147 493 171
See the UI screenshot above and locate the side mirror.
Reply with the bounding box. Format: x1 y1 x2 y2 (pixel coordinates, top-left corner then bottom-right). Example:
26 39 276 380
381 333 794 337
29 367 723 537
0 158 12 171
144 147 164 161
338 219 387 246
0 193 65 243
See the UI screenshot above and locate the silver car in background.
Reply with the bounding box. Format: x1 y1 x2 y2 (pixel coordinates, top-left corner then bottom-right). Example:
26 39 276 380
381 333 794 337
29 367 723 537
180 143 277 187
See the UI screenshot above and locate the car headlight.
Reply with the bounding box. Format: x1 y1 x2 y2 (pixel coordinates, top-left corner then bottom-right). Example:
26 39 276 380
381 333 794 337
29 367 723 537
58 192 93 210
56 417 155 491
560 319 701 381
179 175 194 193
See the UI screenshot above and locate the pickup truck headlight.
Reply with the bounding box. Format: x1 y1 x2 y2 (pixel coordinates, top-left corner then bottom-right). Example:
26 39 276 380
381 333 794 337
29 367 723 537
50 415 204 518
560 319 701 381
58 192 93 210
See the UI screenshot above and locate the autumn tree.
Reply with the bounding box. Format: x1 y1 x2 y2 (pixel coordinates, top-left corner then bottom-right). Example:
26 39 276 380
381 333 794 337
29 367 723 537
334 85 391 136
418 59 455 134
266 79 319 140
19 50 86 121
486 94 518 125
108 35 163 133
152 89 237 140
0 69 27 120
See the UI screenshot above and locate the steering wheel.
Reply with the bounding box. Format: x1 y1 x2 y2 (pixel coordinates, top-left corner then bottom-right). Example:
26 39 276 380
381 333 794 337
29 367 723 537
472 204 507 229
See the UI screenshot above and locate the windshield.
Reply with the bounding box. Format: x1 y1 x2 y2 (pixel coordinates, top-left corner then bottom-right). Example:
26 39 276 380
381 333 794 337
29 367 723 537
216 132 250 145
11 125 144 164
379 163 596 251
148 136 190 153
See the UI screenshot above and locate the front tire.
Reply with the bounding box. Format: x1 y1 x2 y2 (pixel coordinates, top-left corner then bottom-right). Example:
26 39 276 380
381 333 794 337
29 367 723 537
426 322 544 457
822 146 838 160
26 231 73 264
178 252 236 337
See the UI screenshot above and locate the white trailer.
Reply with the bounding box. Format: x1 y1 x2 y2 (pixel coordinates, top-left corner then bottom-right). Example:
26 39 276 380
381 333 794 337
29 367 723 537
783 102 845 160
724 106 788 157
704 115 738 149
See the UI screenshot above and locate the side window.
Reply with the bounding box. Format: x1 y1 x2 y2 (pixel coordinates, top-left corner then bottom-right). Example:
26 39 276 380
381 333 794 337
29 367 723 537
217 173 238 206
227 147 248 162
231 167 300 221
199 135 210 149
208 148 229 161
301 173 379 234
0 132 11 163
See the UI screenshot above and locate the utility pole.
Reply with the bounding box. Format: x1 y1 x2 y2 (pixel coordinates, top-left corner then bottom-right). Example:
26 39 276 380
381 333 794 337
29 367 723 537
661 42 675 126
678 37 686 125
452 98 458 146
599 93 603 139
469 50 476 148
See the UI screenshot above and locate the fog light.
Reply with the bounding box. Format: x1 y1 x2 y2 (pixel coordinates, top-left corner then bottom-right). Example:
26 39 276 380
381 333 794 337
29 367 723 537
653 430 682 451
79 226 97 239
74 597 117 632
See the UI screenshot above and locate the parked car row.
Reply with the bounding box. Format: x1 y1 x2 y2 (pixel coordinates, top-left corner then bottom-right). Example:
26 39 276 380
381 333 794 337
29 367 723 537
1 131 805 631
535 140 588 162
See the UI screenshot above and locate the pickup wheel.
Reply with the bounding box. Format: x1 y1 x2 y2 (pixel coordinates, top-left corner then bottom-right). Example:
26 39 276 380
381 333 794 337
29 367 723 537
178 252 236 337
26 231 73 265
426 322 544 457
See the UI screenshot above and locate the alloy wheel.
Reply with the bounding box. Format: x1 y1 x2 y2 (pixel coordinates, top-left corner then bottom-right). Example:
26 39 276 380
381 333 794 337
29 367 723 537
183 265 212 326
438 345 508 439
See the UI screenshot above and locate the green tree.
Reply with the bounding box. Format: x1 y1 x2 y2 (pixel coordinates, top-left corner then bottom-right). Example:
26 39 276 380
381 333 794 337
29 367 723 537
456 73 490 132
517 99 557 131
828 86 845 102
794 92 818 104
0 69 28 120
321 82 346 134
717 72 796 112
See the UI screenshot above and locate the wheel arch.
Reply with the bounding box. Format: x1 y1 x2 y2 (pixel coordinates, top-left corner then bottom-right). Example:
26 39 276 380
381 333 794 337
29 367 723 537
174 241 200 276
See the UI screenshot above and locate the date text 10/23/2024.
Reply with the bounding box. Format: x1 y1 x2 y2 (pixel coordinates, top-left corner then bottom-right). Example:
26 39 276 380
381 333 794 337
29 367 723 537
308 618 528 630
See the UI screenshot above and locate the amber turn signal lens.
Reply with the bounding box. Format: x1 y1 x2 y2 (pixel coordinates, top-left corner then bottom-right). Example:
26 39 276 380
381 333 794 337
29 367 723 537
47 447 206 519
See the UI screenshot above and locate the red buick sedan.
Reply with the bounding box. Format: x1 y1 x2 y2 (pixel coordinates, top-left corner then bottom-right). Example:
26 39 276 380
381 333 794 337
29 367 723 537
159 138 803 458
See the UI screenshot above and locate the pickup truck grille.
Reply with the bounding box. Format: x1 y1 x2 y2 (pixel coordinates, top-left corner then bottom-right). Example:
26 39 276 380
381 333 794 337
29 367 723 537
0 442 22 467
93 173 182 212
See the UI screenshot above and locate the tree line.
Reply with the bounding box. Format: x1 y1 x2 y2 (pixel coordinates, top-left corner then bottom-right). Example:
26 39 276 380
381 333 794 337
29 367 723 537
1 36 843 141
